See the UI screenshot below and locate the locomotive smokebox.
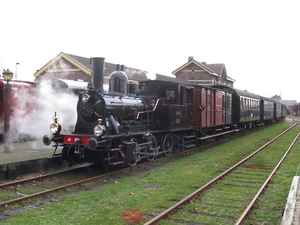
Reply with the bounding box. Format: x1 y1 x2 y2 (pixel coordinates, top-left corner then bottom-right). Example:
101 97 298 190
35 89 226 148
91 57 105 92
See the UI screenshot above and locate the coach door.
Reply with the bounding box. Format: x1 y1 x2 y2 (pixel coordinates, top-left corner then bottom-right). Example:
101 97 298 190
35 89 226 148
223 92 232 125
181 86 194 127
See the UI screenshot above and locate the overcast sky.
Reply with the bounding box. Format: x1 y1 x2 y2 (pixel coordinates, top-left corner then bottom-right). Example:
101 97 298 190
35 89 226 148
1 0 299 101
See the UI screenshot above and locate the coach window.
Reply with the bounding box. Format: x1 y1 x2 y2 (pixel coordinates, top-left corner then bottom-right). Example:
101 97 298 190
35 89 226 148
241 97 244 109
166 86 175 100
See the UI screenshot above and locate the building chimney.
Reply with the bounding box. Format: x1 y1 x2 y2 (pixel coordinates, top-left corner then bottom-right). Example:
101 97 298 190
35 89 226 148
188 56 194 61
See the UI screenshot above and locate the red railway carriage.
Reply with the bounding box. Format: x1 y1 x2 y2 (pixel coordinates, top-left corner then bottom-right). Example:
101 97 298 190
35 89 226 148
0 79 35 140
193 86 232 136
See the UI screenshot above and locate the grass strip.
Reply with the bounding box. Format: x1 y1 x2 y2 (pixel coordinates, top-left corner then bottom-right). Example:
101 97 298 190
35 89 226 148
1 122 298 225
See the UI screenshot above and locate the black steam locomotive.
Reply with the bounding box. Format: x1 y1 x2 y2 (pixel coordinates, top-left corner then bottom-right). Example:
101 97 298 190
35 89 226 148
43 57 287 168
43 58 196 167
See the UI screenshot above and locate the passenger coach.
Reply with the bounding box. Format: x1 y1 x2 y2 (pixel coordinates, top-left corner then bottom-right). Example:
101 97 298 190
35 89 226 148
259 96 275 124
211 85 261 129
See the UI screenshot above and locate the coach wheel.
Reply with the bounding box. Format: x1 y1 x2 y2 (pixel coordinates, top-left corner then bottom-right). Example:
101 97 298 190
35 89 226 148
162 133 173 156
128 138 139 167
147 135 157 161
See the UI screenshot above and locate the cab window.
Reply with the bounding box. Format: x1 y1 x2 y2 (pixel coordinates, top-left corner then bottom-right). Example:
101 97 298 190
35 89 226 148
166 87 175 100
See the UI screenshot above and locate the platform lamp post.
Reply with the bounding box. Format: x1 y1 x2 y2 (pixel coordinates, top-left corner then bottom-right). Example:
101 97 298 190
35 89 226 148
15 62 20 80
2 69 14 152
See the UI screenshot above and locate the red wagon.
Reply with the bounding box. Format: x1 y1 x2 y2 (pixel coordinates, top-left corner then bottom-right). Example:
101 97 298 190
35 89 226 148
0 79 35 141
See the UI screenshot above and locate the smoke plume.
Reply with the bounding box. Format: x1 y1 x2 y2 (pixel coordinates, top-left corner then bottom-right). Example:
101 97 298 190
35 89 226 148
8 79 78 142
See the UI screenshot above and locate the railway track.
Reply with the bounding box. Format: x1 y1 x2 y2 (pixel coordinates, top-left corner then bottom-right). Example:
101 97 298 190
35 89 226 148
145 121 300 224
0 128 250 211
0 164 140 210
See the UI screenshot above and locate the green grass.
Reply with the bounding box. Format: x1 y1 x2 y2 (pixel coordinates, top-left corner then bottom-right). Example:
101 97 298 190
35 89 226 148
1 121 298 225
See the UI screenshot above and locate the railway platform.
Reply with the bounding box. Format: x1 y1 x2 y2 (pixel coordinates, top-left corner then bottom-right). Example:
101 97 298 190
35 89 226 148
281 176 300 224
0 139 54 165
0 139 67 180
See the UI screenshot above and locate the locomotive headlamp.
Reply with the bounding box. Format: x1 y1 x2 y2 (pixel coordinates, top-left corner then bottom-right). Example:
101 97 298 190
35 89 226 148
94 119 106 136
82 88 90 103
50 113 61 134
50 123 61 134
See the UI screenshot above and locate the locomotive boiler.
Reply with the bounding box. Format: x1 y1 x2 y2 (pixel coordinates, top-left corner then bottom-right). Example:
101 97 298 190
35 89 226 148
43 57 196 167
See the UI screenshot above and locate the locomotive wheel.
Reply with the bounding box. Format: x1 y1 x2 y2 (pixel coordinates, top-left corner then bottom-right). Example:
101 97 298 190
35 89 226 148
127 138 139 167
162 133 173 156
147 135 158 161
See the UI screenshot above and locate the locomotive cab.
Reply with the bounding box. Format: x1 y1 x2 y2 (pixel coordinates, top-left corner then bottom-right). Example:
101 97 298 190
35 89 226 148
139 80 194 129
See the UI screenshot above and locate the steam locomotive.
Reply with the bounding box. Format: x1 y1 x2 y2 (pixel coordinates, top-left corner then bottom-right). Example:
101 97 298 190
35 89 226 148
43 57 287 167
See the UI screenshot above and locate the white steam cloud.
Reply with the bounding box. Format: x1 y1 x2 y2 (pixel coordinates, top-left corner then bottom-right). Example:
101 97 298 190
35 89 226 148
8 79 79 142
145 71 157 80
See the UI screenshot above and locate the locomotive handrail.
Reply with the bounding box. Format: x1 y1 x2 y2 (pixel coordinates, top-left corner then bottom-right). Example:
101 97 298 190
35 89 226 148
135 98 164 120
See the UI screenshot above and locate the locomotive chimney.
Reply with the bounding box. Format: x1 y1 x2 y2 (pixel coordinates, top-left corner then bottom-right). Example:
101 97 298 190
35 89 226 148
91 57 105 92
